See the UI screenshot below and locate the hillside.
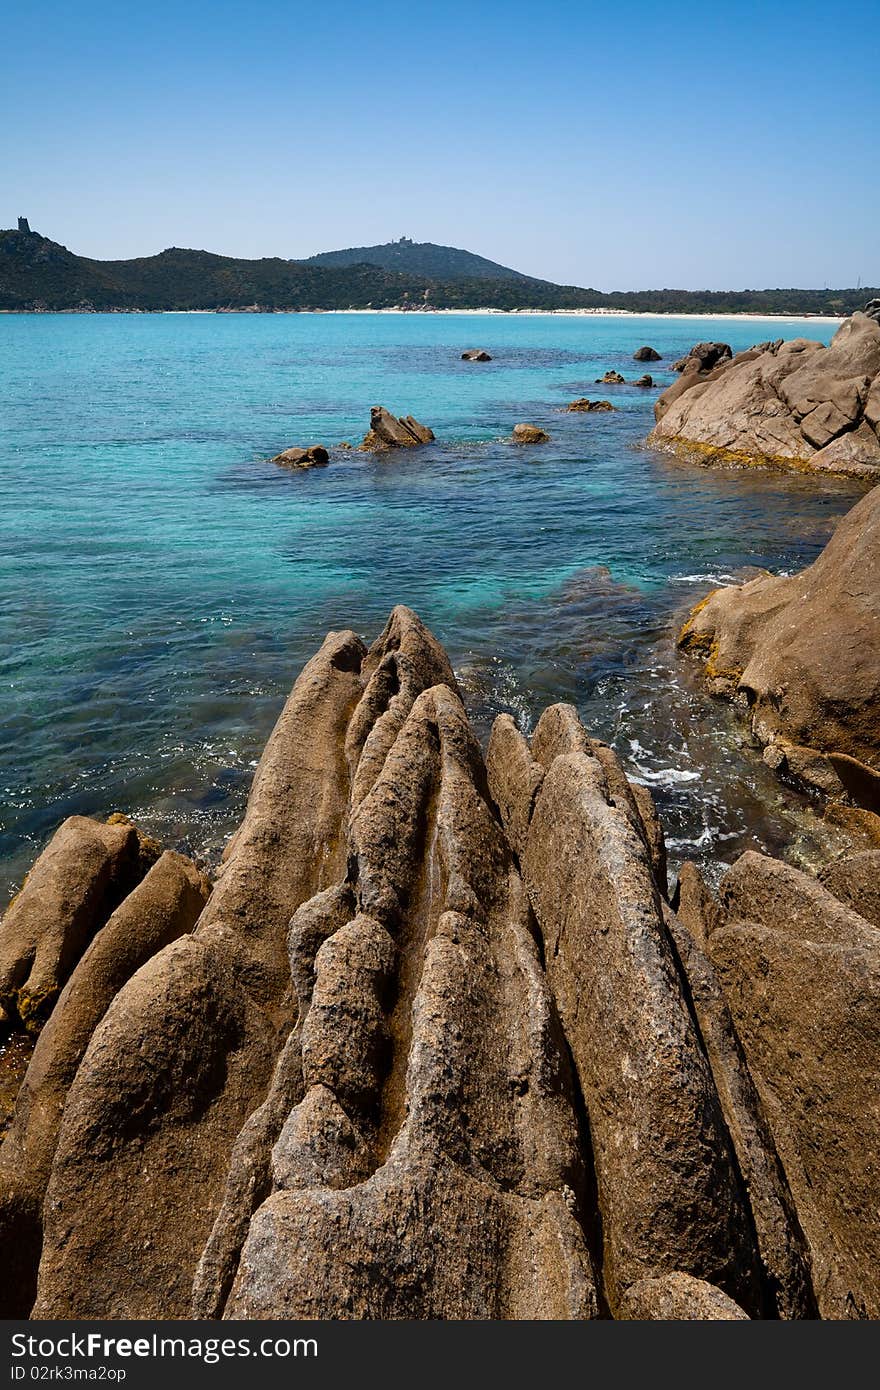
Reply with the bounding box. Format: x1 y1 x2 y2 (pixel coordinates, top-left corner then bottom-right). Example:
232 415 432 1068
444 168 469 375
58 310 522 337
303 236 530 281
0 226 875 314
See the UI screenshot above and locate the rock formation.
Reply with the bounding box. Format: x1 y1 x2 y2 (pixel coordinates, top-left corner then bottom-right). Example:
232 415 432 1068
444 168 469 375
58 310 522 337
511 424 550 443
678 485 880 803
461 349 492 361
650 311 880 478
633 374 653 388
672 342 732 374
1 608 878 1319
633 346 661 362
595 371 625 385
566 399 615 413
360 407 434 451
271 445 329 469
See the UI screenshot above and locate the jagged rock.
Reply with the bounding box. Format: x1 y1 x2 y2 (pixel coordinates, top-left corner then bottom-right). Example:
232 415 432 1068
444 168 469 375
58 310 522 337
677 487 880 791
709 850 880 1319
595 371 625 384
633 346 661 362
0 816 158 1033
650 313 880 477
671 342 733 374
7 609 879 1321
487 704 762 1315
620 1272 750 1320
226 684 598 1319
0 851 210 1315
360 406 434 451
511 423 550 443
633 374 653 387
461 349 492 361
566 398 615 412
271 445 329 469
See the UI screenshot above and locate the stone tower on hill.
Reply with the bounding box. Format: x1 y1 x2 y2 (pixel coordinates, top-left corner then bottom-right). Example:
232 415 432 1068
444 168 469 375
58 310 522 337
18 217 30 233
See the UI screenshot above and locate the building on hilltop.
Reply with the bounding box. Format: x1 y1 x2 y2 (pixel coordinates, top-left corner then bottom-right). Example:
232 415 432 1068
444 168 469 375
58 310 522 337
18 217 31 234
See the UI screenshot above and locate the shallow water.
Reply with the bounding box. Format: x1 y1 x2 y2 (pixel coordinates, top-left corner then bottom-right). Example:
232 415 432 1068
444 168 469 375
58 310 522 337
0 311 865 895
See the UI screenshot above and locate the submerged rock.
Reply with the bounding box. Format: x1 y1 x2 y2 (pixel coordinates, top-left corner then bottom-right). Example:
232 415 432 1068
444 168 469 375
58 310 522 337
360 406 435 451
677 486 880 797
511 423 550 443
651 311 880 477
566 398 616 412
633 346 661 362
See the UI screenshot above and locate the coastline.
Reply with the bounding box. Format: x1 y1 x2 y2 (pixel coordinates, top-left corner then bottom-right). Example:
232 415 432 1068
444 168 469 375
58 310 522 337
0 307 846 322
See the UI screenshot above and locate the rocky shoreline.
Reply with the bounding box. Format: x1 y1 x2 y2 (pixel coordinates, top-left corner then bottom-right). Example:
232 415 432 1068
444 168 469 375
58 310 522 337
649 305 880 480
1 606 878 1320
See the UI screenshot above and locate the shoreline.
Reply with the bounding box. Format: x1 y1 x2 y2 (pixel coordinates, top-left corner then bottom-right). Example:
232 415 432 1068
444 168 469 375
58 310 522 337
0 307 846 322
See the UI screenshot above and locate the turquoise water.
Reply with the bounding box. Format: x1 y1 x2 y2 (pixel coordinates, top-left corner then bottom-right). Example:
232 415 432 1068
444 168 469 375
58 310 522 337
0 311 864 894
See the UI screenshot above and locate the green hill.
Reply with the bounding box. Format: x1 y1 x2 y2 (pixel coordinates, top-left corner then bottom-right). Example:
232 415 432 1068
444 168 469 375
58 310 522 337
0 225 875 315
303 236 531 281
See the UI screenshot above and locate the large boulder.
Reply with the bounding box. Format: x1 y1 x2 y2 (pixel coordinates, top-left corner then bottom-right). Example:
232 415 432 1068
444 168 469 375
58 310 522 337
650 312 880 477
633 346 661 362
360 407 434 451
677 486 880 796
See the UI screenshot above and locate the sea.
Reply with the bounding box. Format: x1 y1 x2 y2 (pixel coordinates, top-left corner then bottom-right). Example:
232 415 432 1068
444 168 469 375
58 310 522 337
0 310 865 896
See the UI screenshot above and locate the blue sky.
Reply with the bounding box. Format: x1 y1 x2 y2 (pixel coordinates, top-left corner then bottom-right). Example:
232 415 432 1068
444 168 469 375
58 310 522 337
3 0 877 289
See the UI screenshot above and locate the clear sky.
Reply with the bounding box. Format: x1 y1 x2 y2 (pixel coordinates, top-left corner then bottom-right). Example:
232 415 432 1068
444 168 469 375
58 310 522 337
3 0 877 289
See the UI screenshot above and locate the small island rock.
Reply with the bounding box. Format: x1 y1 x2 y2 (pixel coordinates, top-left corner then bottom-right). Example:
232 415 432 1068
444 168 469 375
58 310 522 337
360 406 435 451
595 370 625 385
272 446 329 470
461 349 492 362
566 399 616 412
633 346 662 362
512 423 550 443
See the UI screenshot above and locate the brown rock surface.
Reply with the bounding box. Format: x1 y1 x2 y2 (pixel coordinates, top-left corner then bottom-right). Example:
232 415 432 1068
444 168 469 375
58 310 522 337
566 398 615 412
650 312 880 477
0 816 157 1032
461 349 492 361
3 610 878 1320
271 445 329 469
0 851 210 1315
487 704 762 1315
677 486 880 792
511 423 550 443
633 346 661 362
620 1272 749 1320
708 850 880 1318
360 406 434 451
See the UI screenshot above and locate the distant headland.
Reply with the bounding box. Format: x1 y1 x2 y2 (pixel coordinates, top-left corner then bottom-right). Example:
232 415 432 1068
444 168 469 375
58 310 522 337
1 223 876 316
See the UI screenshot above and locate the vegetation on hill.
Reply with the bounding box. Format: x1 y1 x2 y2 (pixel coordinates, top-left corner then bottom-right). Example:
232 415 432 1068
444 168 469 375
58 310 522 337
304 237 530 281
0 227 875 316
